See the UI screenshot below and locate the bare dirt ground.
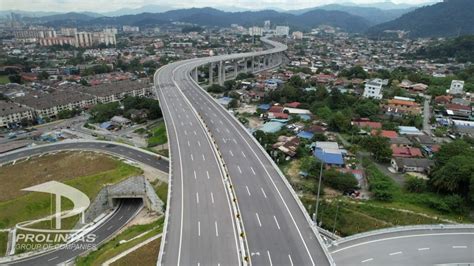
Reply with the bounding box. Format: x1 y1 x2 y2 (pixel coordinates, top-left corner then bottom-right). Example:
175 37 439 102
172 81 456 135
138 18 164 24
0 151 118 201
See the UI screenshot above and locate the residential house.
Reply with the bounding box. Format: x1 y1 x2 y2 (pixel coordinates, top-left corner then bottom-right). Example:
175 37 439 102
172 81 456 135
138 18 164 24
448 80 464 95
78 80 152 104
272 136 300 157
0 101 34 128
391 157 434 174
383 98 421 116
371 129 398 139
362 78 384 100
312 141 345 167
13 90 96 119
391 146 423 158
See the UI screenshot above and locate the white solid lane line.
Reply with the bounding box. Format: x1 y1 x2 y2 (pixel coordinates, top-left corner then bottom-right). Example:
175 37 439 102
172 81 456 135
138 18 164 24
256 213 262 227
361 258 373 263
273 216 281 230
47 256 59 261
267 251 273 266
288 254 294 266
215 221 219 237
246 186 251 196
261 188 267 198
389 251 402 256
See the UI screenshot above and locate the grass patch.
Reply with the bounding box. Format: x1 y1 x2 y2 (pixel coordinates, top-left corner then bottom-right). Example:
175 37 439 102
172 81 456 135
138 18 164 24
76 217 164 266
0 75 9 85
111 237 160 266
0 152 142 253
0 231 8 256
147 122 167 147
154 182 168 206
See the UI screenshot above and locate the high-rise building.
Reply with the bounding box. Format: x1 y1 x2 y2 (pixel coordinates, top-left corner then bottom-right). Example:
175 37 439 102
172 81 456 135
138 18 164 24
275 26 290 36
248 26 263 36
74 30 116 47
122 25 140 32
264 20 271 31
292 31 303 40
60 27 77 36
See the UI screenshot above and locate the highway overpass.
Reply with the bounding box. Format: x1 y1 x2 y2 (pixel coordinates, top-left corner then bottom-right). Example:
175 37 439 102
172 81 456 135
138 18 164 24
154 37 333 266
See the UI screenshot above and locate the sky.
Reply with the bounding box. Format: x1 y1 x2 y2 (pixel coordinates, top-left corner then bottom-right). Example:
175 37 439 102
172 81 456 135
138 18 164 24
0 0 439 12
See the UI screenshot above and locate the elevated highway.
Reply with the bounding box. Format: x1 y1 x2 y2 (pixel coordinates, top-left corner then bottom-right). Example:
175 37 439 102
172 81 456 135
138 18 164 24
154 37 333 265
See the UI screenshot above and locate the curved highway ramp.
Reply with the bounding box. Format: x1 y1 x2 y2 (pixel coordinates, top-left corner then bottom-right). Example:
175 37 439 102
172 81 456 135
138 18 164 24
154 37 333 266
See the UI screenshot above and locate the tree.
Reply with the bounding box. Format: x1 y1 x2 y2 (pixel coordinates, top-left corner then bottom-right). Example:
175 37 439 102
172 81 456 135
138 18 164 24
430 140 474 203
89 102 121 123
329 112 351 132
8 74 21 84
207 84 225 93
404 176 427 193
223 80 236 90
38 71 49 80
228 99 239 109
361 136 392 162
300 156 322 177
324 169 359 192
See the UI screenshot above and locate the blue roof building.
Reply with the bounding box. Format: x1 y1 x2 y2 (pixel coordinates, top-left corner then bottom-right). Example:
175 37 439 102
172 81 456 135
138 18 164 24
314 148 344 166
398 126 423 135
297 131 314 140
260 121 285 133
217 97 233 107
257 104 271 111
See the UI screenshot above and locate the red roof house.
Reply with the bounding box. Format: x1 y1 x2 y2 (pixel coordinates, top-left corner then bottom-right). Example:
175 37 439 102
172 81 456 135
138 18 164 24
371 130 399 139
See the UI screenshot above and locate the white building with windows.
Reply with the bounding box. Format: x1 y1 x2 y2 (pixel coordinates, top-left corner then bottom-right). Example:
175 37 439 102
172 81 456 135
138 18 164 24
363 78 384 99
0 101 34 128
275 26 290 36
248 26 263 36
448 80 464 95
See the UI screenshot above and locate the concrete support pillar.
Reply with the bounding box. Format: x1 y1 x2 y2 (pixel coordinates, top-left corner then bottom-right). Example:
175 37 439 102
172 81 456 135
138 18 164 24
218 60 224 86
209 63 213 85
234 60 238 78
251 56 255 73
244 57 248 72
194 68 198 82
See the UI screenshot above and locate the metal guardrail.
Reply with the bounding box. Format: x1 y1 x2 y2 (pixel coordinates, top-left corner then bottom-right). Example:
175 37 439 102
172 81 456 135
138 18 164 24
184 40 336 265
331 224 474 247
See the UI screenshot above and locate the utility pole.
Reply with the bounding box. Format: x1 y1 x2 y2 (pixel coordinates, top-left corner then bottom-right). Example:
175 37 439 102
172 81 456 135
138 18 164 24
332 199 340 235
314 150 324 225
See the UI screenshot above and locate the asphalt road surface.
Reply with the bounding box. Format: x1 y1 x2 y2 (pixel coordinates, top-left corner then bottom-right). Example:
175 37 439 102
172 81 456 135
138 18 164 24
330 227 474 266
0 141 169 173
6 198 143 266
154 61 242 266
154 37 332 266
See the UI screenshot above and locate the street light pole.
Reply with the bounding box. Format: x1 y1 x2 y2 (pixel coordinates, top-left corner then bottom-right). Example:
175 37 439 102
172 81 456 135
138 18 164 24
314 151 324 225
